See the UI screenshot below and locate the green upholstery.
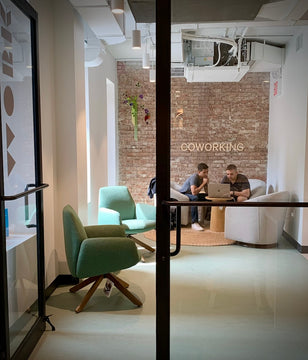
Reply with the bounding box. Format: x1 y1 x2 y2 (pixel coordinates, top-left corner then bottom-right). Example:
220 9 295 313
99 186 136 220
63 205 88 277
63 205 140 278
98 186 156 235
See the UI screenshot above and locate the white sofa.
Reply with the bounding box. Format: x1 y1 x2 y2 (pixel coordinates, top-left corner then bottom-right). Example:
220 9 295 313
225 190 290 246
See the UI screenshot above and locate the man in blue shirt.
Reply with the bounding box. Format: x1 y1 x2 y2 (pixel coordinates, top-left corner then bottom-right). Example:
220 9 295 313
180 163 209 231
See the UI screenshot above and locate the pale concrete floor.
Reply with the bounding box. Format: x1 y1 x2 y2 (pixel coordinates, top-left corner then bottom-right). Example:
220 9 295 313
29 235 308 360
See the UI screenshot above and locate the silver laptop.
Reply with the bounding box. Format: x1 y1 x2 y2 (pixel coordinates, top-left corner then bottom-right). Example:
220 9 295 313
208 183 230 198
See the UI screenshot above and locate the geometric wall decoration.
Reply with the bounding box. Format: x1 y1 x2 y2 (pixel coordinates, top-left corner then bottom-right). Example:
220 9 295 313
6 123 15 148
7 151 16 176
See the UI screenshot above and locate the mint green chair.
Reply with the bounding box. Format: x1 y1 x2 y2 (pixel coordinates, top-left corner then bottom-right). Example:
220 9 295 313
98 186 156 252
63 205 142 313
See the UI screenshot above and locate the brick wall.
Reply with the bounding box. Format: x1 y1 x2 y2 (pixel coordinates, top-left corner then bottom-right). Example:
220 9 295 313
118 61 269 204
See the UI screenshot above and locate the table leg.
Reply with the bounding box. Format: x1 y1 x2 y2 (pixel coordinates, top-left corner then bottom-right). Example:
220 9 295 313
210 206 225 232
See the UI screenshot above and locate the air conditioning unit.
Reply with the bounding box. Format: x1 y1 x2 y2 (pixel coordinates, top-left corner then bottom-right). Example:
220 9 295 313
181 29 285 82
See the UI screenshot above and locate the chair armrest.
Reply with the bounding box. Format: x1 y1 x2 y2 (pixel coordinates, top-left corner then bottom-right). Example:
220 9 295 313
84 225 126 238
98 207 121 225
170 188 189 202
136 203 156 220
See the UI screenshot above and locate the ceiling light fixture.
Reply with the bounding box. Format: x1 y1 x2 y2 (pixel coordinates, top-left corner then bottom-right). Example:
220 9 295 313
132 25 141 49
111 0 124 14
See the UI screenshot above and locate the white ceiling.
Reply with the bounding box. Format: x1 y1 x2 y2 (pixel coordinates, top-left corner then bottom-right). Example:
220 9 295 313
70 0 308 65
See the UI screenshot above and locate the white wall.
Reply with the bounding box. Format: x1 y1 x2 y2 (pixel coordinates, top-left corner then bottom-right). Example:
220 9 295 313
86 53 117 224
29 0 88 279
29 0 118 280
267 27 308 246
29 0 57 285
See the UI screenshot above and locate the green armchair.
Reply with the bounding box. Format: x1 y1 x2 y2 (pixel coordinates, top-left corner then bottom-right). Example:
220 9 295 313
63 204 142 313
98 186 156 252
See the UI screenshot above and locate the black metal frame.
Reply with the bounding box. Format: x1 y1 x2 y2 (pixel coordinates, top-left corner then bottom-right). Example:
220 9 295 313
155 1 308 359
156 0 171 358
0 0 47 359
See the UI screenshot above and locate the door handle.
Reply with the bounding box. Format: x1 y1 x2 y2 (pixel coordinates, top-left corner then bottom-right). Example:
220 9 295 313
24 184 36 228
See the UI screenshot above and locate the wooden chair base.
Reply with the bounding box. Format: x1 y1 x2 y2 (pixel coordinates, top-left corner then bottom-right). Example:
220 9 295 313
70 273 142 313
129 234 155 252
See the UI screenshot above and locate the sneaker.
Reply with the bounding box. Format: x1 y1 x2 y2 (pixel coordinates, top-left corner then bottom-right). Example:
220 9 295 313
191 222 204 231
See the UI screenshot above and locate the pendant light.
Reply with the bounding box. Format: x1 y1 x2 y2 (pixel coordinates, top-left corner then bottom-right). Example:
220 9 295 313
111 0 124 14
132 24 141 49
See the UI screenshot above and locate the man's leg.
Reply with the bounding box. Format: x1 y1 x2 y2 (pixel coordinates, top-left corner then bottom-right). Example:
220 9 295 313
186 194 203 231
197 193 211 222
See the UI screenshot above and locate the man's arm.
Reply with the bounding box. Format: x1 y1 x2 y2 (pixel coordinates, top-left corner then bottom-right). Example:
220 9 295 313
233 188 250 199
191 177 208 195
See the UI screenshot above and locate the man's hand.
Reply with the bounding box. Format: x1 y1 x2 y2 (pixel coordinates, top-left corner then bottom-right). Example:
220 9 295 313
202 177 208 186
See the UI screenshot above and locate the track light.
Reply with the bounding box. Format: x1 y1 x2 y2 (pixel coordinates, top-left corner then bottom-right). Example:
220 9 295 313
111 0 124 14
132 28 141 49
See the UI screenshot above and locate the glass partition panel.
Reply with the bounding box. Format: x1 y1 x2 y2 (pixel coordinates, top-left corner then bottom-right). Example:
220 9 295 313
168 1 308 358
0 0 38 355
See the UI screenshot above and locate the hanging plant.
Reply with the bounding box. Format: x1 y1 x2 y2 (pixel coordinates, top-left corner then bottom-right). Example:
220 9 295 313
123 82 150 141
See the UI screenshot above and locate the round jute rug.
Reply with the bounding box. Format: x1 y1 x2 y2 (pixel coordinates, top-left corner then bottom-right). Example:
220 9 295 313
144 226 235 247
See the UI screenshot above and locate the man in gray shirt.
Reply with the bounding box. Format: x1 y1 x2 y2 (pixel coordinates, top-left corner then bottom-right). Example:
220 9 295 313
180 163 209 231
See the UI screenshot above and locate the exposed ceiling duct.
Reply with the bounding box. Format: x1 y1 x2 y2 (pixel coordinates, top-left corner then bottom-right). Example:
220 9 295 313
180 26 285 82
69 0 308 81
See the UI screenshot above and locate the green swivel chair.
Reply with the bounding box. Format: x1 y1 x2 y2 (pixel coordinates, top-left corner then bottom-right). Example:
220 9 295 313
98 186 156 252
63 204 142 313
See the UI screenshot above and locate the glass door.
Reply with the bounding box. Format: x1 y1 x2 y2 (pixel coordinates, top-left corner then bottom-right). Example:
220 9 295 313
0 0 47 358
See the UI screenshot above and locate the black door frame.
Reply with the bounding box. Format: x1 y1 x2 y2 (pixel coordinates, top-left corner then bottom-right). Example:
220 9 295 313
0 0 47 359
155 0 171 358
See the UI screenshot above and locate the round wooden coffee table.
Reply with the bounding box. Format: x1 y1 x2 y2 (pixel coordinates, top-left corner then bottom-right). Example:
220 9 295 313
206 196 233 232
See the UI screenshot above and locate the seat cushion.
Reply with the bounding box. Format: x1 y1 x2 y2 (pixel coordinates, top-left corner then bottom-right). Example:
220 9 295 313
122 219 156 234
76 237 140 278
